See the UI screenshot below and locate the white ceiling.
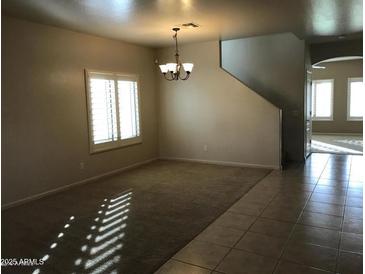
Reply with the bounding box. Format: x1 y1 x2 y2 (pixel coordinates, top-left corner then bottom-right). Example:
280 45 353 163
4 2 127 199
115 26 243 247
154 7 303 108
2 0 363 47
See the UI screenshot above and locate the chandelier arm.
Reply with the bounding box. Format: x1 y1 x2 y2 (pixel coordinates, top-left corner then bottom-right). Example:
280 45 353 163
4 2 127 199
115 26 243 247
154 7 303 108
163 73 175 81
178 71 191 80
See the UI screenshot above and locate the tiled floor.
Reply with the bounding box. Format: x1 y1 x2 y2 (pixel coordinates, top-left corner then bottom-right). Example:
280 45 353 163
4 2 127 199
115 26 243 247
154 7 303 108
156 154 364 274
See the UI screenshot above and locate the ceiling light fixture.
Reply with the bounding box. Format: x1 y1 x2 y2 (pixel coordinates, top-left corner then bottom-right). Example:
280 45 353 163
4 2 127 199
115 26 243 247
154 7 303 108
182 22 199 28
159 28 193 81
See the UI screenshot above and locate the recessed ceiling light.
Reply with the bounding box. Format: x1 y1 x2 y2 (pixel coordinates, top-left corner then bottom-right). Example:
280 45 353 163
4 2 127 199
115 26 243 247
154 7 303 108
181 22 199 28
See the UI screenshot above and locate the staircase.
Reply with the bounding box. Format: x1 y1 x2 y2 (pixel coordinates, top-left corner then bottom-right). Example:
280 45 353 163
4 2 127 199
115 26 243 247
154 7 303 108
220 32 308 163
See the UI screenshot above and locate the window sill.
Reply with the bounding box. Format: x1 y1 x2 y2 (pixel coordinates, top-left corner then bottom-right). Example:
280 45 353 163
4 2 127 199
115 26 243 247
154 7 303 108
90 137 142 154
312 118 333 121
347 118 363 121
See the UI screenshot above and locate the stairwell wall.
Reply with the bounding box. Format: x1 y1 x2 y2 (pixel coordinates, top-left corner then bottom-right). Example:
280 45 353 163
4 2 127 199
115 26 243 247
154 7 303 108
221 33 306 162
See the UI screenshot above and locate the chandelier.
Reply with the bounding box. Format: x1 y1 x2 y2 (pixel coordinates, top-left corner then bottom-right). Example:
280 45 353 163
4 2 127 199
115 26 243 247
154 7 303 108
159 28 194 81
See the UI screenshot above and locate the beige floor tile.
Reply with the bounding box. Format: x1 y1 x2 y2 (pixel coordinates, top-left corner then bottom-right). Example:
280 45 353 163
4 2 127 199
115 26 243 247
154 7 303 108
340 232 363 254
337 251 363 274
298 211 342 231
344 206 363 220
343 218 363 234
155 260 211 274
196 224 245 247
310 193 346 206
261 205 303 223
235 231 286 258
282 242 337 272
304 201 344 217
216 249 277 274
249 218 294 239
173 240 230 269
213 212 256 231
228 200 267 216
274 260 333 274
290 224 340 249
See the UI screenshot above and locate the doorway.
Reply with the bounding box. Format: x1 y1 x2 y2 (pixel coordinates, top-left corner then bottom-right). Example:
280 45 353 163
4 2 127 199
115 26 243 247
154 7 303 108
307 57 363 156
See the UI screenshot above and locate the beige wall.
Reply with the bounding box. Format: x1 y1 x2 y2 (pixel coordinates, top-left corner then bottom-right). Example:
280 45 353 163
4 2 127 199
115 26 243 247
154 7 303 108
2 17 158 205
157 41 281 168
312 59 363 134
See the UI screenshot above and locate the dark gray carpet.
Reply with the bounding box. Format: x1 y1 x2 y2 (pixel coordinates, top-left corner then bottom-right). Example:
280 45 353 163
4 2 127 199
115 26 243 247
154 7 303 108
1 160 271 274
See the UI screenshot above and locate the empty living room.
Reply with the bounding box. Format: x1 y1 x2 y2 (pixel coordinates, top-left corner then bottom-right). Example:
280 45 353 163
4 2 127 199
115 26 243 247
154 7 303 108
1 1 364 274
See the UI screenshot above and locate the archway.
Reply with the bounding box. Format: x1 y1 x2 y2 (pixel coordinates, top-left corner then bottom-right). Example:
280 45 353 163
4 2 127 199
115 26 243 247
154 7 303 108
307 56 363 155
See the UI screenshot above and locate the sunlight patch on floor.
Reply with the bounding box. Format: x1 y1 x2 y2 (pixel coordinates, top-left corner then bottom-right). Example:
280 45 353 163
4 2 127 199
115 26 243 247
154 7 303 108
311 134 363 154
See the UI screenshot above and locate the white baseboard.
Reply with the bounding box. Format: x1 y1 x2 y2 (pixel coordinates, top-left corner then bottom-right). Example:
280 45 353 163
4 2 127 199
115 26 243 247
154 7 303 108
312 132 363 136
2 158 158 210
160 156 281 170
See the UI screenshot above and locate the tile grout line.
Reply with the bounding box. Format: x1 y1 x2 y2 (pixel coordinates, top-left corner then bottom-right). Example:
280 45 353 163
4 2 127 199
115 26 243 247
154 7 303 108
270 155 329 274
170 258 217 272
211 170 283 273
334 155 352 273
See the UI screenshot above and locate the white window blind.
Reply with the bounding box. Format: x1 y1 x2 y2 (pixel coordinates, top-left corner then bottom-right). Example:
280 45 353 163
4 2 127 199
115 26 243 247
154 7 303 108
347 78 364 120
85 70 142 153
118 80 140 139
312 79 334 120
90 79 118 144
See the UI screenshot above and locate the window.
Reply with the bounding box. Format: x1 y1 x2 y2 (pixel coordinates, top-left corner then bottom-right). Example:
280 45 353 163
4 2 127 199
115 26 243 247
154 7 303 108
311 79 334 120
347 78 364 121
85 70 141 153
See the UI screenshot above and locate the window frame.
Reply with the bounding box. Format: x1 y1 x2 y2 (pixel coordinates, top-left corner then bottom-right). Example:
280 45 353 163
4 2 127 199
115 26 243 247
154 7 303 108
85 69 142 154
311 79 334 121
347 77 363 121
